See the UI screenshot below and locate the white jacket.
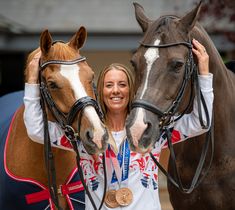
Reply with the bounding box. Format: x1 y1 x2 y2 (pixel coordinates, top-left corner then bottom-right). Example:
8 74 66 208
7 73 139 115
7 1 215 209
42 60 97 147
23 74 214 210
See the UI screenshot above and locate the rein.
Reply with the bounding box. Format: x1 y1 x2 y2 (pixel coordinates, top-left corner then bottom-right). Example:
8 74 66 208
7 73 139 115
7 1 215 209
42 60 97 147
39 55 106 209
132 41 214 193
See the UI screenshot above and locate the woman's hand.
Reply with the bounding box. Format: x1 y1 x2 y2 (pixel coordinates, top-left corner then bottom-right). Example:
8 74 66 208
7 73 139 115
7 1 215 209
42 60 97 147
27 51 41 84
192 39 209 75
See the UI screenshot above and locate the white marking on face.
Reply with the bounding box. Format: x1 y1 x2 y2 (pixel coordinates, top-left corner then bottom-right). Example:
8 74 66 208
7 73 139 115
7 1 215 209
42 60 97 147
60 64 86 99
129 39 160 145
140 39 160 99
129 107 147 147
60 64 105 148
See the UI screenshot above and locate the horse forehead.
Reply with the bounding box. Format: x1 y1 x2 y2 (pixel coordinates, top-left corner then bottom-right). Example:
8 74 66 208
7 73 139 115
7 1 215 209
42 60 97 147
60 64 88 99
137 38 160 99
145 17 179 42
49 43 78 60
144 39 161 64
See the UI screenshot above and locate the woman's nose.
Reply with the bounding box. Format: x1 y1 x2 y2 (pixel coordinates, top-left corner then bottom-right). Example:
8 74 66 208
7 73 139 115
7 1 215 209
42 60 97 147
112 84 119 93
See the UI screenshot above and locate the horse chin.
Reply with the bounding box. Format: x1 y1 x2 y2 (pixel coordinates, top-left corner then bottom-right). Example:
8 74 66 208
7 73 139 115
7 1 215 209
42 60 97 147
130 142 153 154
127 118 160 153
82 132 108 155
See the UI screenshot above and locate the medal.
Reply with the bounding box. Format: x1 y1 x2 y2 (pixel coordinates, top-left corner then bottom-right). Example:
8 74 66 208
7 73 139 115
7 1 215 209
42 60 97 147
106 140 133 207
105 190 120 208
115 187 133 206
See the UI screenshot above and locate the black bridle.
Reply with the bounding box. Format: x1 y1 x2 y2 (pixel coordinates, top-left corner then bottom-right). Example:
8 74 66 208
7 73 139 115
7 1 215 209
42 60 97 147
133 41 198 127
39 53 106 209
131 40 214 193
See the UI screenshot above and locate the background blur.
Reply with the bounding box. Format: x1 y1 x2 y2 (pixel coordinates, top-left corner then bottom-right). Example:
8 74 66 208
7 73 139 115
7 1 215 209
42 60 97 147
0 1 234 209
0 0 234 96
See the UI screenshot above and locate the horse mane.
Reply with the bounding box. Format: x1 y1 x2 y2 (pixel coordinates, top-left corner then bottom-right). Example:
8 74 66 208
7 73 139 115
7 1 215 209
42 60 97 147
191 22 228 75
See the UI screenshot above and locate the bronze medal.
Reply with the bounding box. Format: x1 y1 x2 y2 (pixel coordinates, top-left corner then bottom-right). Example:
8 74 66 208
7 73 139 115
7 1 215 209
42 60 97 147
115 187 133 206
105 190 120 208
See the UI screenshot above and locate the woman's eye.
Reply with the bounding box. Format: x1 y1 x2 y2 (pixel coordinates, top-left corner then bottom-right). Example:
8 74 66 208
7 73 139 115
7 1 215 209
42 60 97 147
105 84 112 88
119 83 127 87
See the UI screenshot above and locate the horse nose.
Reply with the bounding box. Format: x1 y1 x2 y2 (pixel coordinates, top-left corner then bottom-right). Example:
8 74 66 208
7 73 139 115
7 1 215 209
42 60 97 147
85 127 103 149
139 119 161 150
81 125 108 155
85 129 93 141
126 108 147 147
127 117 160 153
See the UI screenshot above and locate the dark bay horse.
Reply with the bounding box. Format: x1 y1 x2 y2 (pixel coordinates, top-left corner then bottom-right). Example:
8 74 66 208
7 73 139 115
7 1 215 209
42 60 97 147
126 1 235 210
0 27 109 210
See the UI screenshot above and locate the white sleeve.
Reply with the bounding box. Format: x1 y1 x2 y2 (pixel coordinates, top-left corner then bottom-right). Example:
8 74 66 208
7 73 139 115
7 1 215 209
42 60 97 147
159 73 214 149
23 83 73 151
172 73 214 140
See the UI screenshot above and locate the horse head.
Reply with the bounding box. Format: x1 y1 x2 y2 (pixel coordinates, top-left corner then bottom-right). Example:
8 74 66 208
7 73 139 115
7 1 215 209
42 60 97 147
126 2 203 153
25 27 109 155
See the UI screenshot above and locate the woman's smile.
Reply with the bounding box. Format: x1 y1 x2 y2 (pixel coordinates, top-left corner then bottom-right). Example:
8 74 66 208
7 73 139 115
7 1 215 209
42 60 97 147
103 69 130 114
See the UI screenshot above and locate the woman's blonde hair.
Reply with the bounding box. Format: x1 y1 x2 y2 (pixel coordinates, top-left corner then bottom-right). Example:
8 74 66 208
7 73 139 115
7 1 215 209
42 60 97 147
97 63 135 120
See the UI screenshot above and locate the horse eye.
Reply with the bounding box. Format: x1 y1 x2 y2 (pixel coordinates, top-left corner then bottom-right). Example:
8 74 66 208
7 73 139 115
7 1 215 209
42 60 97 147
170 60 184 72
47 81 59 89
130 59 136 68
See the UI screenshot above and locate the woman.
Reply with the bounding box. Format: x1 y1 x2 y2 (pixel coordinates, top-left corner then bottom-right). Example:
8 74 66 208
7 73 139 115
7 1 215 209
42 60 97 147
24 39 213 209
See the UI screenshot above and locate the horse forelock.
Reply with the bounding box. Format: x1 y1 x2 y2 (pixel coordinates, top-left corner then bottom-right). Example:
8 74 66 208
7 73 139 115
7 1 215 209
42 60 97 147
143 15 182 48
47 42 80 60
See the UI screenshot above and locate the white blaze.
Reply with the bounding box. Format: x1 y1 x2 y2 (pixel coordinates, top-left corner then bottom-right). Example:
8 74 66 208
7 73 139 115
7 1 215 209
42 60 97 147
141 39 160 98
60 64 104 148
130 39 160 146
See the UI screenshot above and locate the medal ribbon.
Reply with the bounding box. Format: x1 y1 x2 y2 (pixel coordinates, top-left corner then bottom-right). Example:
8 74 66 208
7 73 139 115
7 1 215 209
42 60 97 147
109 140 130 185
105 145 121 186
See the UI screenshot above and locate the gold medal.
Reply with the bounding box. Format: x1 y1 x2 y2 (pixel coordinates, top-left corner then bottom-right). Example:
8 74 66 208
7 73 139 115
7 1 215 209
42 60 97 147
105 189 120 208
115 187 133 206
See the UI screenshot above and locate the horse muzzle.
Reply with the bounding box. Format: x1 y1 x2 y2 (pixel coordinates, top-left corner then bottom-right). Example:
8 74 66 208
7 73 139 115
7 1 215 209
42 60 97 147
126 108 160 153
80 122 109 155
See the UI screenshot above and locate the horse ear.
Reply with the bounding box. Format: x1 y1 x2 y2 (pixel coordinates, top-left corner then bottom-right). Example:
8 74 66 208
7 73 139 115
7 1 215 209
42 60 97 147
133 2 150 32
40 29 53 55
178 1 202 32
69 26 87 50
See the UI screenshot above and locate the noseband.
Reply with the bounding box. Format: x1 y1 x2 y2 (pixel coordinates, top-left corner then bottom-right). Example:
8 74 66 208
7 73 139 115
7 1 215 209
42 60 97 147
132 41 197 128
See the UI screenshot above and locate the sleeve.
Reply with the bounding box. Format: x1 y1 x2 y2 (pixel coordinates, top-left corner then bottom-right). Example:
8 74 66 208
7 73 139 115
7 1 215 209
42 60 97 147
23 83 73 151
161 73 214 149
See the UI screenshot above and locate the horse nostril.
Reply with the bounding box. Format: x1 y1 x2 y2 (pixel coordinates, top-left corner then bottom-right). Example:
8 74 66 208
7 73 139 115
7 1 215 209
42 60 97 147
86 130 93 140
145 122 152 134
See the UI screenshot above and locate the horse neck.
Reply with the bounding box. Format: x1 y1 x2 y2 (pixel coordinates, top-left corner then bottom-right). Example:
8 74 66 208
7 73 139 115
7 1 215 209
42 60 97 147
192 26 234 91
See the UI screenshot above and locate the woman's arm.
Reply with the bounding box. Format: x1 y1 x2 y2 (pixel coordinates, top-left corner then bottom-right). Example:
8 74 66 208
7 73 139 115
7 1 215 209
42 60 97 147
23 52 73 151
160 39 214 149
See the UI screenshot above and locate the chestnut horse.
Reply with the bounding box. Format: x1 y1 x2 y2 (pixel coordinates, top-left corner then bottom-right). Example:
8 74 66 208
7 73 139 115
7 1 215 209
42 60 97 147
0 27 109 210
126 1 235 210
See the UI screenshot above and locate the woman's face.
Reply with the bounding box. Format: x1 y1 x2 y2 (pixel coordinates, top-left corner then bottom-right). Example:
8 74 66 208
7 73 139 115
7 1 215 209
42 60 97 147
103 69 130 115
